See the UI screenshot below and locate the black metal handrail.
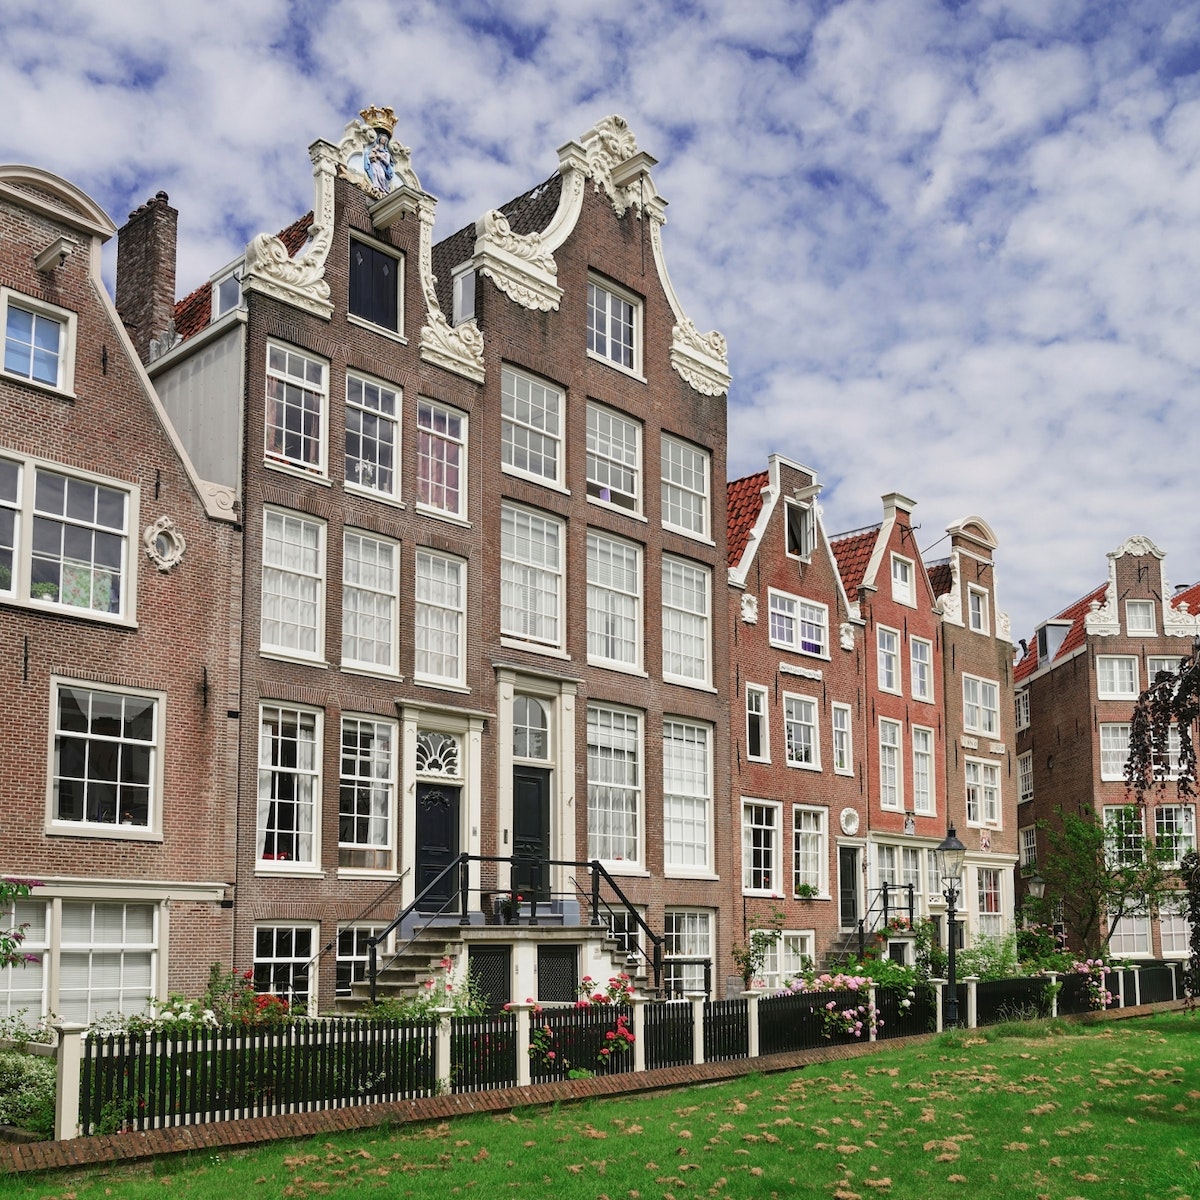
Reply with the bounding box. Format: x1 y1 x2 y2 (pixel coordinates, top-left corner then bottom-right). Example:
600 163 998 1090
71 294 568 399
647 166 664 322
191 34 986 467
853 882 917 957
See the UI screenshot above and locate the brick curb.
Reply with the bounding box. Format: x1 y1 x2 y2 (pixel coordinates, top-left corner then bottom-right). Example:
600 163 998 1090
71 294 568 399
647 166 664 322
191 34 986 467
0 1001 1184 1177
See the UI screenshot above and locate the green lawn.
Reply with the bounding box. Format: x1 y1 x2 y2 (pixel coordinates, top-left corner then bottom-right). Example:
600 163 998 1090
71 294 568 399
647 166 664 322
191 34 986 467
3 1012 1199 1200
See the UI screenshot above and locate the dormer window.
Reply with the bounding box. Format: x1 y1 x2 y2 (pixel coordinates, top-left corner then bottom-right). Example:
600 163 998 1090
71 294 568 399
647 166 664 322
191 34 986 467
784 499 813 561
968 585 990 634
1036 620 1071 665
349 236 402 334
891 554 915 605
212 270 242 320
1126 599 1156 635
452 268 476 326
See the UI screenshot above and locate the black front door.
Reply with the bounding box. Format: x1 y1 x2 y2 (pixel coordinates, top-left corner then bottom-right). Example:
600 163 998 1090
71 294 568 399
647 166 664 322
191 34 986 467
415 783 460 910
512 766 551 901
839 846 860 928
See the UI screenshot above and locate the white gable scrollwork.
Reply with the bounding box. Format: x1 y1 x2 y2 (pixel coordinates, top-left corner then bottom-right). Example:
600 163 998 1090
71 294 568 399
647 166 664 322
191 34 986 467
474 208 562 312
417 200 485 381
579 115 641 215
937 553 963 626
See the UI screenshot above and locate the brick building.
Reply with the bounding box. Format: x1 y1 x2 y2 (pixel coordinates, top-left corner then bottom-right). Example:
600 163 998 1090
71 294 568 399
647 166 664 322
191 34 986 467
1014 535 1200 959
128 108 732 1011
0 166 239 1022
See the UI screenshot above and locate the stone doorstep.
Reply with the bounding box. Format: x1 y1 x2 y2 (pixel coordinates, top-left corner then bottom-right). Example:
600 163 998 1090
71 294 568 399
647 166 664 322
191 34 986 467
0 1000 1181 1176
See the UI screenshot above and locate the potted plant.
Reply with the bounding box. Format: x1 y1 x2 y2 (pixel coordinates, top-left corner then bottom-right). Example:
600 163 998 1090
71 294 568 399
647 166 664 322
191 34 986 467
497 891 523 924
795 883 819 900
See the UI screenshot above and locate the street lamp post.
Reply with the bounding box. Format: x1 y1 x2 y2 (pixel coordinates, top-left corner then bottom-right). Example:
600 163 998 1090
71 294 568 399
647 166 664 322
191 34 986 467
936 826 967 1027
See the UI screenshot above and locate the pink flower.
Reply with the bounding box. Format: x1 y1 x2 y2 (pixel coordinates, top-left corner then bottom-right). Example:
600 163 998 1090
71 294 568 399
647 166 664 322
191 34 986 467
547 1051 556 1060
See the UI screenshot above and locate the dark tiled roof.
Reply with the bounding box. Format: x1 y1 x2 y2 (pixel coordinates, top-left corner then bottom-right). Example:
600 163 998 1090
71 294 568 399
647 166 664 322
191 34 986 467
726 471 768 567
926 558 953 599
1013 583 1108 682
278 212 314 256
830 528 879 594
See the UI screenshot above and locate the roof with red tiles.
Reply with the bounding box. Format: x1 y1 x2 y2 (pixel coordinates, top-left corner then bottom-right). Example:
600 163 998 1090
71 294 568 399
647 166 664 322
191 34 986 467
726 471 768 567
1013 583 1109 682
829 528 879 594
926 559 953 599
1173 580 1200 616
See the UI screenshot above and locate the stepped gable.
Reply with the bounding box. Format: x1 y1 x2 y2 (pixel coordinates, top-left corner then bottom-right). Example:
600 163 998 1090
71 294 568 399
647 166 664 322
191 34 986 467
829 527 879 594
725 471 768 567
1013 583 1108 682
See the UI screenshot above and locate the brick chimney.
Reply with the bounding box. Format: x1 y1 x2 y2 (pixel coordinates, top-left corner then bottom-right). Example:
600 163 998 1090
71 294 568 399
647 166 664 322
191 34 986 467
116 191 178 364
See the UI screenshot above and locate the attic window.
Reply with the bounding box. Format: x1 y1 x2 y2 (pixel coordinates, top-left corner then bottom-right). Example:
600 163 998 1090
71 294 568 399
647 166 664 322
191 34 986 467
212 270 242 320
784 500 813 561
349 236 402 333
452 268 475 326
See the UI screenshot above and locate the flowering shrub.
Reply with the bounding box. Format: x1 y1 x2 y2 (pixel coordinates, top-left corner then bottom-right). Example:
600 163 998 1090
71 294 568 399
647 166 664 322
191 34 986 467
575 973 635 1007
365 957 487 1020
1070 958 1113 1010
516 975 637 1074
1 878 40 971
883 916 913 935
780 973 883 1039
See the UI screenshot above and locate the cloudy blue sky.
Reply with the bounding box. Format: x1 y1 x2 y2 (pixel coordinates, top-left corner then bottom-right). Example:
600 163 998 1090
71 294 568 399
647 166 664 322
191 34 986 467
4 0 1200 642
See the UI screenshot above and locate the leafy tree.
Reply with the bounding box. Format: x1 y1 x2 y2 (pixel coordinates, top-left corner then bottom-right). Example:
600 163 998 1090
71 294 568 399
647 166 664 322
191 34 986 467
1026 805 1176 957
1126 649 1199 801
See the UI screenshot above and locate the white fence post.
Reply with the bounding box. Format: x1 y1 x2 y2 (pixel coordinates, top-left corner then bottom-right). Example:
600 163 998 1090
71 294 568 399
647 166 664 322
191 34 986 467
511 1003 534 1088
932 979 945 1032
966 977 979 1028
742 990 761 1058
434 1007 454 1093
1048 972 1059 1018
868 985 877 1043
686 992 706 1065
1131 965 1141 1007
629 994 647 1073
52 1021 86 1141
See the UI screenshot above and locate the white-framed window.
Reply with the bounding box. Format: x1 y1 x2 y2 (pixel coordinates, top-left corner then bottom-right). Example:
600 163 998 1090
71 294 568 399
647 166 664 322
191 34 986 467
587 704 642 867
660 435 709 538
912 725 934 815
742 800 781 894
662 556 710 685
1018 751 1034 803
663 719 711 874
2 288 76 394
1100 723 1130 781
261 509 325 660
605 907 643 956
257 704 321 868
0 898 47 1017
336 924 388 997
414 549 466 685
832 702 853 776
1148 655 1183 682
910 636 933 702
783 499 814 561
891 554 915 605
877 843 898 886
1097 655 1138 699
1104 805 1144 867
51 681 161 834
1126 599 1156 635
212 268 242 319
1153 726 1183 778
501 366 563 487
265 342 327 476
586 277 640 373
1155 804 1195 867
768 590 827 656
977 868 1004 938
586 402 640 511
968 585 990 634
1019 825 1037 869
962 674 999 736
757 932 814 991
1015 689 1030 731
59 901 156 1023
345 373 399 499
501 503 563 650
0 457 14 597
1160 898 1189 957
254 924 315 1015
342 530 398 674
877 626 900 693
348 234 402 333
663 909 712 996
784 693 820 770
452 267 476 326
415 399 467 518
879 718 903 810
746 684 769 763
965 757 1000 826
793 806 827 896
1108 912 1151 958
338 716 396 871
586 530 641 669
902 846 922 894
513 695 551 761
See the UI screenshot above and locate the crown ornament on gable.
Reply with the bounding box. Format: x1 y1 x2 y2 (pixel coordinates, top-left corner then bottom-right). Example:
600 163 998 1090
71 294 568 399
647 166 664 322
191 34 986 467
360 105 398 135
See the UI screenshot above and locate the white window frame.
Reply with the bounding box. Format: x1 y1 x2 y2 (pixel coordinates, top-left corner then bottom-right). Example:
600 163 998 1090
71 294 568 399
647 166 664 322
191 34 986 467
1160 897 1189 958
663 718 712 876
662 556 711 686
342 529 399 675
977 867 1004 939
586 530 643 671
58 900 158 1023
783 499 814 561
768 589 828 657
336 924 390 997
965 756 1001 827
253 923 317 1015
783 692 821 771
211 266 243 320
1018 751 1034 803
832 702 853 776
877 626 901 694
500 502 564 651
415 398 467 520
1148 655 1182 681
586 703 643 870
746 684 770 763
1019 825 1037 869
47 679 164 839
344 371 400 501
414 549 466 686
891 554 915 606
910 636 933 702
338 715 397 874
1099 723 1130 782
2 287 77 396
256 704 322 872
793 805 828 897
586 275 642 376
1125 599 1156 636
586 401 641 513
660 434 710 539
0 896 48 1018
968 585 990 634
911 724 935 815
742 799 782 895
264 341 328 478
757 931 814 991
1015 689 1030 731
662 909 712 996
500 365 564 488
1154 804 1195 868
1097 655 1139 700
1104 805 1144 867
962 674 1000 736
348 233 404 335
879 718 903 810
261 508 326 663
1108 912 1151 958
452 267 476 326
